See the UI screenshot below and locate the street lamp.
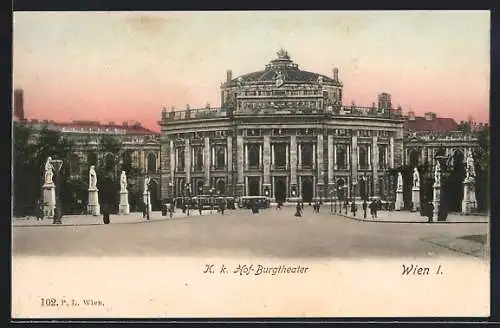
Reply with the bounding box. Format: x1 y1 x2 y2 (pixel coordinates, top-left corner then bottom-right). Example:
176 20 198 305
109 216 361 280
51 159 63 224
209 187 214 214
343 185 348 214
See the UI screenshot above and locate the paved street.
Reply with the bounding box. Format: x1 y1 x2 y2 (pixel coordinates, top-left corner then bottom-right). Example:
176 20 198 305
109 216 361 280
12 206 489 259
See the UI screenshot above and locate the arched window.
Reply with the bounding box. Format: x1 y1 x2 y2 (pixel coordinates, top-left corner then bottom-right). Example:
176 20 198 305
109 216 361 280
248 144 260 168
275 144 286 167
177 148 185 171
147 153 157 174
194 148 203 171
359 145 368 169
104 153 115 172
336 145 346 169
409 150 419 167
216 147 225 169
122 150 133 171
70 154 80 175
87 152 98 166
302 144 313 168
379 145 386 169
216 179 226 194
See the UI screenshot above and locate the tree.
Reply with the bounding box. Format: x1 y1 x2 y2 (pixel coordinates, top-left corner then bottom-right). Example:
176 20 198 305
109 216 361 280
12 124 75 216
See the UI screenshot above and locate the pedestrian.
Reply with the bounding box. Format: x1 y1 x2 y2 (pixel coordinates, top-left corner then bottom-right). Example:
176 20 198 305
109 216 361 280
373 201 378 218
220 200 226 215
294 202 302 217
36 200 43 221
427 201 434 223
369 200 375 219
142 202 147 219
169 203 174 218
102 204 110 224
362 200 368 219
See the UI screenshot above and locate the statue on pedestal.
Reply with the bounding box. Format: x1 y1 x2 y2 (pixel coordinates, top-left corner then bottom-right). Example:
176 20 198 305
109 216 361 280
89 165 98 190
465 150 476 181
413 167 420 188
44 157 54 185
120 171 128 192
144 176 150 194
397 172 403 191
434 161 441 186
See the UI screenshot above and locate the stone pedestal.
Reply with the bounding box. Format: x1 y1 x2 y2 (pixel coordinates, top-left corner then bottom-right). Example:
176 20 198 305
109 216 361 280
143 191 152 213
87 188 101 216
395 189 404 211
461 179 477 215
411 187 420 212
119 190 130 215
433 185 440 219
43 183 56 217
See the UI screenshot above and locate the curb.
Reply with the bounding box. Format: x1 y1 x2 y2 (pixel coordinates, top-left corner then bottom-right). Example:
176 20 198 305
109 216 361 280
339 214 488 224
12 212 220 227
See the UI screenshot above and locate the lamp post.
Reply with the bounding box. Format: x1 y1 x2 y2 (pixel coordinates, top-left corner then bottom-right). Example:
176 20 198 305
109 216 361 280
51 159 63 224
209 187 214 214
343 185 348 214
146 180 150 220
330 190 334 214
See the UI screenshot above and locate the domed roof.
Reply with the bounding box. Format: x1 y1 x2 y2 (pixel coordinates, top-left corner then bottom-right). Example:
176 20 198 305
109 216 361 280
224 49 342 87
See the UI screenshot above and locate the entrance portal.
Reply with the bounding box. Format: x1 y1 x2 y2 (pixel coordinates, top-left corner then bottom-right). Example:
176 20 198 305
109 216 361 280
248 177 260 196
301 177 313 203
274 178 286 203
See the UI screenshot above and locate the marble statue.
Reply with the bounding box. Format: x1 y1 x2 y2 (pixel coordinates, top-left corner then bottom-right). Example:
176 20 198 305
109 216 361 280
44 157 54 185
397 172 403 191
413 167 420 188
120 171 127 192
89 165 97 189
434 161 441 186
465 150 476 180
144 176 150 193
275 71 284 87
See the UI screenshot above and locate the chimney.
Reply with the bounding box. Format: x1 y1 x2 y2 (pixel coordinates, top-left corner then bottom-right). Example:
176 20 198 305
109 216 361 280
123 121 128 126
226 70 233 82
408 111 416 121
333 67 339 81
14 89 25 121
186 104 190 110
424 112 435 121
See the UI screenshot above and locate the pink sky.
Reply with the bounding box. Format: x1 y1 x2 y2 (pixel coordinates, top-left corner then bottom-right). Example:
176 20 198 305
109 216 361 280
13 11 490 132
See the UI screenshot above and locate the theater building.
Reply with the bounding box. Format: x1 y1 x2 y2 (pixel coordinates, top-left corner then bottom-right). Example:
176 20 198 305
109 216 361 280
159 50 409 203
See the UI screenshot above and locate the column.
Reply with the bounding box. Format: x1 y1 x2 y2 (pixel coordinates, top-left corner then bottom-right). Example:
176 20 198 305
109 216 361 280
226 136 233 195
184 138 191 183
236 135 244 195
372 136 379 198
286 145 289 169
272 176 275 199
245 144 249 170
328 134 334 185
317 134 324 197
211 146 215 170
204 137 210 189
347 145 350 168
351 135 358 185
313 144 316 168
271 144 275 167
368 145 372 170
263 134 271 187
290 135 297 187
170 140 176 178
298 143 302 168
390 136 395 168
421 147 426 164
385 145 389 168
224 146 227 168
245 176 249 196
175 147 179 172
333 144 337 170
259 144 262 168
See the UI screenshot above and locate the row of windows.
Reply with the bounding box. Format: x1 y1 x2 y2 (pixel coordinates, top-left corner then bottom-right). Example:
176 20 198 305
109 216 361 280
173 130 393 139
174 145 389 171
69 152 158 175
241 89 320 97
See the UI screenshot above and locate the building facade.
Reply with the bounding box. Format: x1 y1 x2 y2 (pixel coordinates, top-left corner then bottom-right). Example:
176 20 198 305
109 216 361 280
159 50 411 203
